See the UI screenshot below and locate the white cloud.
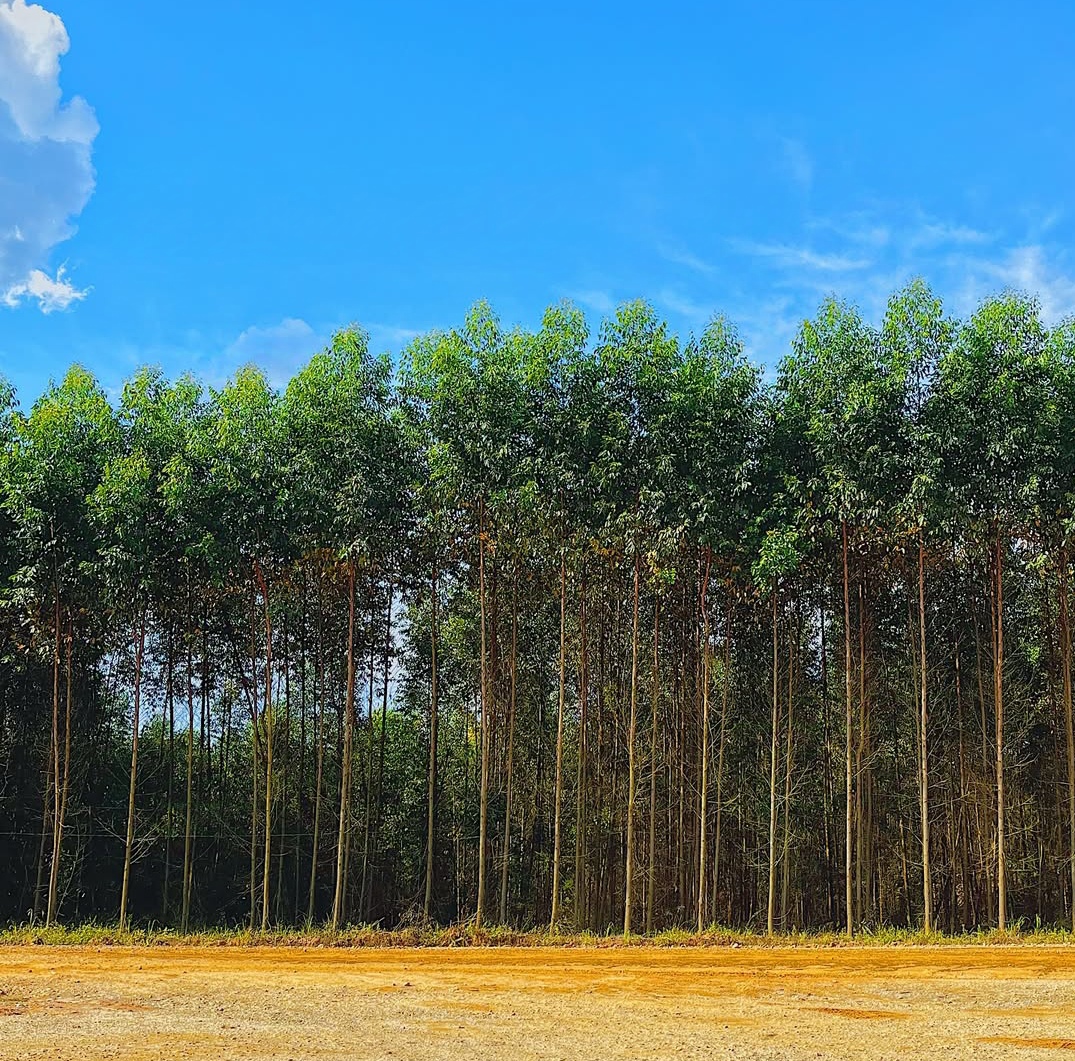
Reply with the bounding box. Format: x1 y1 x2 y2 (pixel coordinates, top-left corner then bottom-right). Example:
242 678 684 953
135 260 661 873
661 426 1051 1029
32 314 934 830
1 264 86 311
0 0 96 312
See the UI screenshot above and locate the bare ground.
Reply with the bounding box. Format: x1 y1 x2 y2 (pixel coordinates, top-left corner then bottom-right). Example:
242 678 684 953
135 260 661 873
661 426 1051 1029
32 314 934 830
2 944 1075 1059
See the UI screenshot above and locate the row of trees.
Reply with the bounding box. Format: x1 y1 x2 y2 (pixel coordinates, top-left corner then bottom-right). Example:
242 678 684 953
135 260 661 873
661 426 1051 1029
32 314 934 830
1 281 1074 935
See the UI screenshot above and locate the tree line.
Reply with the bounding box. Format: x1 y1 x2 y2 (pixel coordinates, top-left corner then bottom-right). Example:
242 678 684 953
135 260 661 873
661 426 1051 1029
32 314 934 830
2 280 1075 935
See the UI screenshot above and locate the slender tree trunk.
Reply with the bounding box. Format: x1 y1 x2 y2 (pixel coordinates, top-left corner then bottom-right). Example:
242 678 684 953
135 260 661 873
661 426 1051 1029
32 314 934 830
551 543 568 928
424 562 440 921
624 550 641 935
780 602 796 929
918 530 932 932
696 549 713 933
767 586 780 936
45 594 61 925
307 571 327 923
255 562 274 931
476 500 491 928
498 568 518 924
1060 544 1075 932
842 519 854 936
331 562 357 930
181 578 196 932
574 579 589 928
994 527 1007 930
646 599 659 934
119 605 147 930
712 594 732 918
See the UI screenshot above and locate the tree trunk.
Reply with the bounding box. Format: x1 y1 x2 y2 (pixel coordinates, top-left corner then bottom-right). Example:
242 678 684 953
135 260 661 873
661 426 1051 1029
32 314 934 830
842 519 854 937
624 550 641 935
696 549 713 933
550 543 568 928
181 577 196 932
1060 544 1075 931
424 562 440 921
646 599 659 934
119 606 147 930
330 562 357 930
994 527 1007 930
766 586 780 936
918 529 932 932
255 562 274 931
476 500 491 928
498 567 518 924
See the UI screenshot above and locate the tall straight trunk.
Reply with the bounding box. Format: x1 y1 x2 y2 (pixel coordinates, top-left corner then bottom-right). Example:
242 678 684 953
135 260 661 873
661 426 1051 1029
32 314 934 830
475 500 491 928
646 599 659 934
307 571 327 923
45 594 61 925
1060 544 1075 932
365 584 393 920
574 580 589 928
994 527 1007 929
696 549 713 932
119 605 147 929
766 586 780 936
623 550 641 935
424 562 440 921
498 568 518 924
47 599 72 925
712 595 732 917
331 562 357 930
163 621 174 921
255 562 274 931
780 603 796 929
550 544 568 928
181 579 196 932
918 529 932 932
842 519 854 936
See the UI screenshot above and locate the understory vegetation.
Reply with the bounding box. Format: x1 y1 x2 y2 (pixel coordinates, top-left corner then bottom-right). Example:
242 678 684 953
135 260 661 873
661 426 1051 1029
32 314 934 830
3 281 1075 938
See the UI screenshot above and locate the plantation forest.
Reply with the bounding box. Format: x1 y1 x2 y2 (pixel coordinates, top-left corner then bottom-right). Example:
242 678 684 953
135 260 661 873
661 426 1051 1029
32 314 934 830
5 280 1075 938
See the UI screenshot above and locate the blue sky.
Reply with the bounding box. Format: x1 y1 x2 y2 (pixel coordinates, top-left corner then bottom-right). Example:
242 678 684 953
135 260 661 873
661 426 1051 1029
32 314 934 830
2 0 1074 401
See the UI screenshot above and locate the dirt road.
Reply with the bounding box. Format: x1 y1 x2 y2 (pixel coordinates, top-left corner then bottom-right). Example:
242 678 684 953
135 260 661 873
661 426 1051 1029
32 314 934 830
1 944 1074 1059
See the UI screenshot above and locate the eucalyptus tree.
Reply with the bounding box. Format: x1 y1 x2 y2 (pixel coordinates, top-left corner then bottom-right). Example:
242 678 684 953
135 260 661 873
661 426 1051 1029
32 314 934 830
881 279 953 931
932 294 1054 929
205 366 291 928
3 367 117 925
1046 318 1075 928
661 316 760 929
777 299 892 934
285 327 406 928
588 301 681 933
94 368 209 928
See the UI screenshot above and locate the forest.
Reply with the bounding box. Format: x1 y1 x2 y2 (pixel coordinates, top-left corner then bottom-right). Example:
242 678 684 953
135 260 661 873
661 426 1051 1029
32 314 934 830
2 279 1074 938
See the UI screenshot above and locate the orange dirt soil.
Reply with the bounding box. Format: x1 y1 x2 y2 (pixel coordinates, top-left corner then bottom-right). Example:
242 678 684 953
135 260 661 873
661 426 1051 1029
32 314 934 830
2 944 1075 1059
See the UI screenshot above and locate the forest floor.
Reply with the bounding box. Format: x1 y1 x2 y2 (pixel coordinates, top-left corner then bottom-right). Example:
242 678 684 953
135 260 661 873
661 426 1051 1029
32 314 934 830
3 944 1075 1059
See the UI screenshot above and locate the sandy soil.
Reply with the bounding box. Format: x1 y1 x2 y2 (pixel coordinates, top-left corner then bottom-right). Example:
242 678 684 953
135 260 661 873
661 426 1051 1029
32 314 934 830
1 944 1074 1059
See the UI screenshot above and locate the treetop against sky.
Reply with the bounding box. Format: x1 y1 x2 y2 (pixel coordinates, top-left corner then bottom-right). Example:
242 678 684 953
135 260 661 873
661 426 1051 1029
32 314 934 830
1 0 1074 402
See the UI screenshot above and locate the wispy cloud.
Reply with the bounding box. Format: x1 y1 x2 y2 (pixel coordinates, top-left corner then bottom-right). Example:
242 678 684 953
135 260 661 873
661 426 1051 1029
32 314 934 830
570 289 617 315
657 241 715 275
657 289 713 323
731 239 871 272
